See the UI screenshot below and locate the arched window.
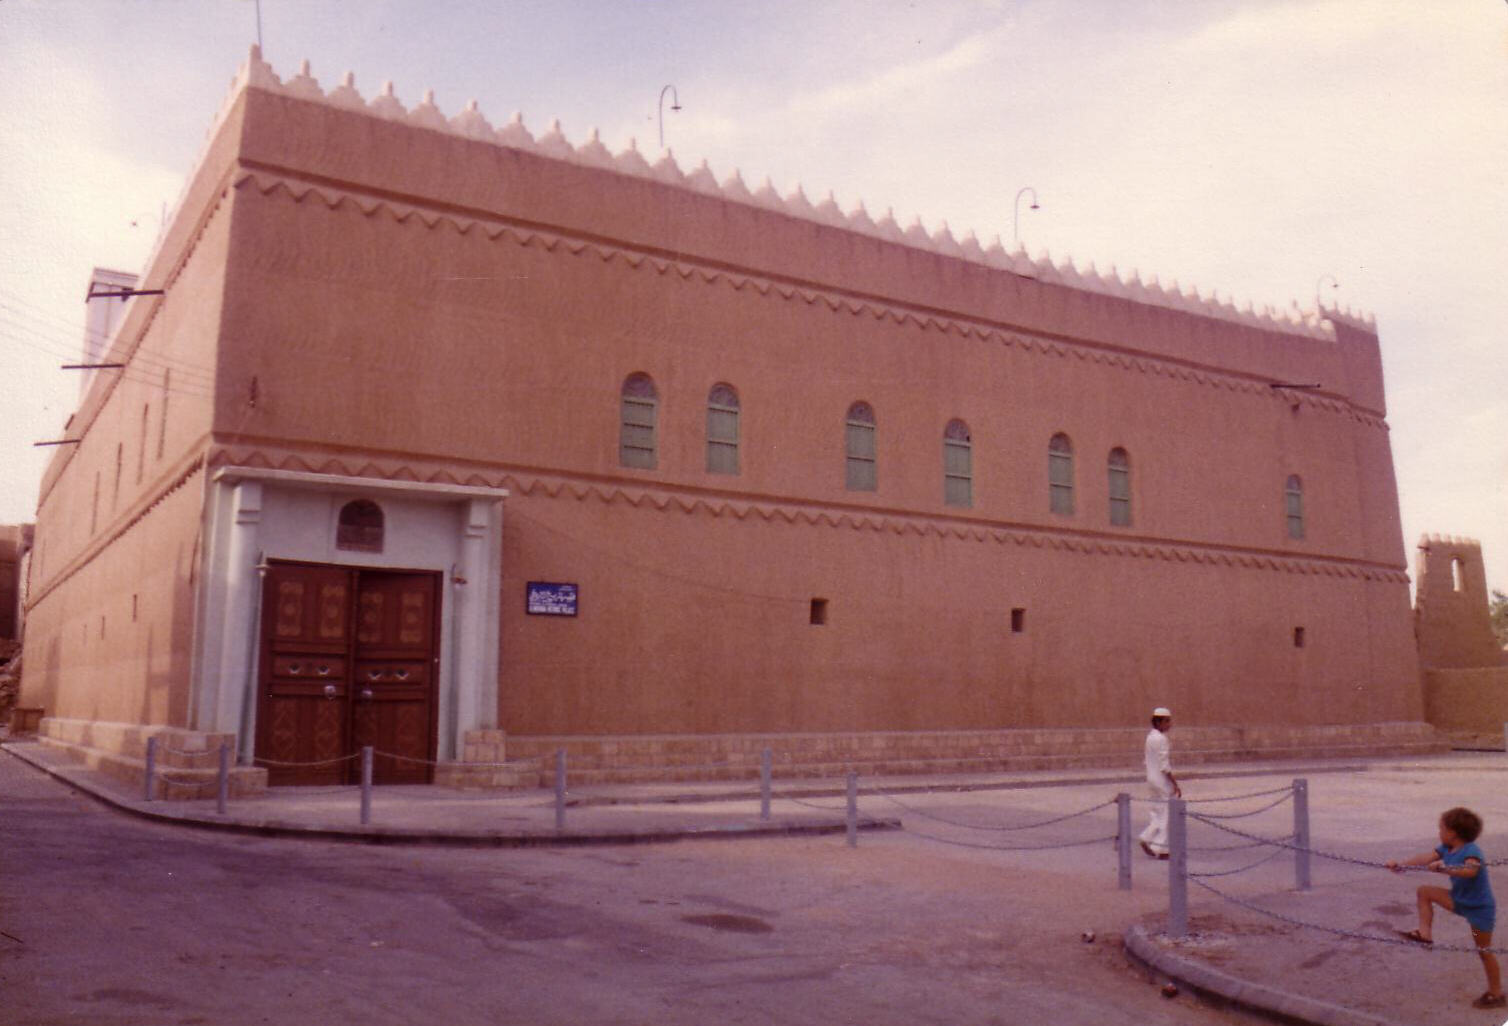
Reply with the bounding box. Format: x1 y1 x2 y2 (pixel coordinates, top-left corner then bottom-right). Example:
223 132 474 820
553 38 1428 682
1452 556 1465 593
1285 475 1304 539
706 383 740 475
336 500 384 553
1048 433 1074 515
845 402 877 491
1107 447 1131 526
619 373 658 470
943 419 972 507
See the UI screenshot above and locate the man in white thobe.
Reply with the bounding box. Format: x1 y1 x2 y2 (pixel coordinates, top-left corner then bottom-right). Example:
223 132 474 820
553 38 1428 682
1139 706 1181 859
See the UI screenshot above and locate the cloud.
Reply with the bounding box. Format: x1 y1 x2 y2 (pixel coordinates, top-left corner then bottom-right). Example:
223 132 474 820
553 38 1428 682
787 23 1010 122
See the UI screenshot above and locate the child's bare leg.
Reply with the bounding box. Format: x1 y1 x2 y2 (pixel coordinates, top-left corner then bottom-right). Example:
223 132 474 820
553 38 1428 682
1415 886 1452 941
1473 929 1503 997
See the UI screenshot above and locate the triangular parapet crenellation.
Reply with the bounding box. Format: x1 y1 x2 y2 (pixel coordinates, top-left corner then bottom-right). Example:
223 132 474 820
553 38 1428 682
201 46 1365 342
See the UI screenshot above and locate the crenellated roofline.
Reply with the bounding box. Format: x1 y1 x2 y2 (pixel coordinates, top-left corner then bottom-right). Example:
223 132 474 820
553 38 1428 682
170 46 1375 343
1419 534 1481 548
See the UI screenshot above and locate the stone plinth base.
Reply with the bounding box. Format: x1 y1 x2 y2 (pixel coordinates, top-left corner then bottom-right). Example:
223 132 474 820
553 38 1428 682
434 729 533 789
37 717 267 800
504 722 1447 785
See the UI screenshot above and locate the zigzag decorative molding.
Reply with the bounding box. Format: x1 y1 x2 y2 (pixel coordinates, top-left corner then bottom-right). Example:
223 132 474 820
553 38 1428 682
206 447 1411 585
200 46 1374 341
234 170 1386 429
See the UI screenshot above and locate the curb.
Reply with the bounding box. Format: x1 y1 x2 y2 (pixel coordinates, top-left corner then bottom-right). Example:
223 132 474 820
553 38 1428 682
2 743 901 848
1123 923 1410 1026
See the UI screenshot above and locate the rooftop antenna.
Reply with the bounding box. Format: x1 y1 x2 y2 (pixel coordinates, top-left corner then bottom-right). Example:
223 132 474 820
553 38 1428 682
658 84 681 150
255 0 263 51
1013 186 1040 250
1315 273 1338 311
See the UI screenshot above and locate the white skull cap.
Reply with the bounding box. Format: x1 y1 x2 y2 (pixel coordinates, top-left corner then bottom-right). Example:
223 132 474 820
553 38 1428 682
1152 707 1172 718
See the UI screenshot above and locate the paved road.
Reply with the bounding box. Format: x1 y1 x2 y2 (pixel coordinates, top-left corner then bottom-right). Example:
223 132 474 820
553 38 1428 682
0 752 1257 1026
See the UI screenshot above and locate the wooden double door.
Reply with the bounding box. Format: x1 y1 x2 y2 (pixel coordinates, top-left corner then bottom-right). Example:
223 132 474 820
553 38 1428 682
256 561 440 786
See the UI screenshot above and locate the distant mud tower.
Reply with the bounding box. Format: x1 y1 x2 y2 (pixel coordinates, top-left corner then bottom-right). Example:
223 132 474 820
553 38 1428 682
1415 536 1504 669
1415 535 1508 739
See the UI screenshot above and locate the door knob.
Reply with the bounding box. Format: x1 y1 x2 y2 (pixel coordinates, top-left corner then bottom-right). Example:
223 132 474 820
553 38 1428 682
360 688 374 700
323 684 337 699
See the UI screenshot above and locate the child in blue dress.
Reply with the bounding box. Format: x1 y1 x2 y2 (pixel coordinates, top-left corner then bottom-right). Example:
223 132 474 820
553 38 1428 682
1388 806 1504 1010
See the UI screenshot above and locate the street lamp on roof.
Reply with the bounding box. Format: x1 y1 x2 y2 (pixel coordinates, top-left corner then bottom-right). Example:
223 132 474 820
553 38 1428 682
1315 274 1339 311
1013 187 1040 250
658 85 681 150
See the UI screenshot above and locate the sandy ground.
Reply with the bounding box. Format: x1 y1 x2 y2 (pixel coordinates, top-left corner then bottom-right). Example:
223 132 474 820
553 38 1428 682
0 751 1259 1026
1141 758 1508 1026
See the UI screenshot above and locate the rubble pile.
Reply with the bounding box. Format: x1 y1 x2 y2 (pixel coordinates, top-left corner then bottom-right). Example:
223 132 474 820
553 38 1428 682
0 640 21 723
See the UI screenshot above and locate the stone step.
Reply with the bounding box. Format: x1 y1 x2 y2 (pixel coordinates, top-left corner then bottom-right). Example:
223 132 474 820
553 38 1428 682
40 735 269 801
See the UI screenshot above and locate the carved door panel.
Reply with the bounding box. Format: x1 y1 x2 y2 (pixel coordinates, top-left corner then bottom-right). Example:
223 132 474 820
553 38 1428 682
256 563 440 786
350 571 438 784
255 563 353 786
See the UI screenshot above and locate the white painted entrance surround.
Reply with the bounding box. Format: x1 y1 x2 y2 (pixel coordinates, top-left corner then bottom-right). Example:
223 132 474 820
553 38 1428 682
192 467 507 765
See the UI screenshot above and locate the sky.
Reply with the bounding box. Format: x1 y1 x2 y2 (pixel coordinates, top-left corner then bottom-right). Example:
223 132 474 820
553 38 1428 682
1 0 1504 591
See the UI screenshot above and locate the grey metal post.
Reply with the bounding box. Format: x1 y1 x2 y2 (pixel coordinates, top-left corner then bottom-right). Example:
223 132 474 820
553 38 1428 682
846 771 858 848
216 741 231 815
143 736 158 802
1168 797 1188 939
1293 778 1311 891
555 749 567 831
760 748 772 821
1116 792 1132 891
359 746 373 826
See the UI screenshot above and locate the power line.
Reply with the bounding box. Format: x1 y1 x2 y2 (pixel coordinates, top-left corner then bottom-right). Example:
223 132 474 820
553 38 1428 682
0 291 219 386
0 306 220 389
0 318 216 401
0 310 219 392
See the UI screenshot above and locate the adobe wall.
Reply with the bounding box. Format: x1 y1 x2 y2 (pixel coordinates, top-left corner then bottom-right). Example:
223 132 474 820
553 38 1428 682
217 93 1407 568
19 112 242 726
1415 537 1505 669
1422 668 1508 736
491 489 1420 733
202 81 1421 734
20 474 203 724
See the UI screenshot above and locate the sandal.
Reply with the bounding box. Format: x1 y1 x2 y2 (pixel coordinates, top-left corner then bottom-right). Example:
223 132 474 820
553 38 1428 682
1397 929 1432 946
1473 992 1507 1009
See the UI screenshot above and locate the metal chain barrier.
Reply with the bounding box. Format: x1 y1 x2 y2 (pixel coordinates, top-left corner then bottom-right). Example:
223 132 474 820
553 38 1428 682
1132 784 1296 805
252 753 362 768
1187 837 1296 878
1180 785 1296 804
371 749 515 770
900 823 1119 852
1187 836 1278 852
874 790 1117 831
1185 791 1293 819
1190 877 1508 955
1188 813 1406 870
154 743 219 759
